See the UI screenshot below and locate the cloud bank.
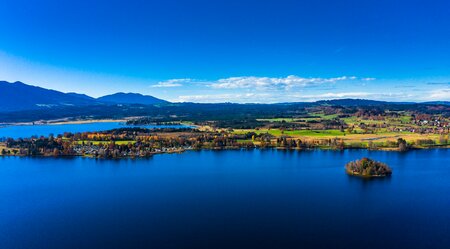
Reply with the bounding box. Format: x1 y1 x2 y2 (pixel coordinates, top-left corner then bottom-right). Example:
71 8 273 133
174 92 413 103
151 75 449 103
151 75 361 89
210 75 357 90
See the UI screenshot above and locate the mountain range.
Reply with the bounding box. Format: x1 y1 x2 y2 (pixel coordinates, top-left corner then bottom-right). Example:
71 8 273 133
0 81 168 112
1 81 450 122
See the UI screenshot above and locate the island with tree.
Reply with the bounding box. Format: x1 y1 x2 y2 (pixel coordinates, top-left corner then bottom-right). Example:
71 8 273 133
345 158 392 177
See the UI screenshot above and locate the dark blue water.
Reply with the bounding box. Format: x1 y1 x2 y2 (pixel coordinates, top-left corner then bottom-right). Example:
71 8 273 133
0 122 189 139
1 149 449 249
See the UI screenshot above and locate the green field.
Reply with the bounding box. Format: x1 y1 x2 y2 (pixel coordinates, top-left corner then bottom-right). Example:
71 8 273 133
233 128 346 137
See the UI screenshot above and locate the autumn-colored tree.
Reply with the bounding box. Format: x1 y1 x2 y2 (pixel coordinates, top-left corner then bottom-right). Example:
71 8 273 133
397 138 408 152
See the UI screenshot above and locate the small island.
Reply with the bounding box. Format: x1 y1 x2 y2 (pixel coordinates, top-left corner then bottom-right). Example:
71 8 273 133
345 158 392 177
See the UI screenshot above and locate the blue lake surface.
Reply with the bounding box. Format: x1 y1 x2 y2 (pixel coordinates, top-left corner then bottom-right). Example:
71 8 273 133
1 149 449 249
0 122 189 139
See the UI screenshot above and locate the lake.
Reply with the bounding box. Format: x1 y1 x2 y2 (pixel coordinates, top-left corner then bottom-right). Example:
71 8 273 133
1 149 449 249
0 122 190 139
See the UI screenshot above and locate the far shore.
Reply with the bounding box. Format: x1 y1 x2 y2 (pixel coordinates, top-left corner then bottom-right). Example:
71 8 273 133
0 119 198 130
48 119 128 125
0 118 129 127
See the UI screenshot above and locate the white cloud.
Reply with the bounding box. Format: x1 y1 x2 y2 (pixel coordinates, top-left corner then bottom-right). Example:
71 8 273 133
209 75 358 90
174 93 275 103
425 88 450 101
300 92 372 99
150 78 192 88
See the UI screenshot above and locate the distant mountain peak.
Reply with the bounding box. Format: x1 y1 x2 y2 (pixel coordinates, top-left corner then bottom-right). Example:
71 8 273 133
0 81 169 113
315 99 388 106
97 92 169 105
0 80 98 112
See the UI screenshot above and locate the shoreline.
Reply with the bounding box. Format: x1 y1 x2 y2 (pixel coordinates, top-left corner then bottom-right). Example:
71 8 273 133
2 146 450 159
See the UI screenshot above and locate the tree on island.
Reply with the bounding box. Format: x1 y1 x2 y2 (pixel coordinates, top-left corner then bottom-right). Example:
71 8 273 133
345 157 392 177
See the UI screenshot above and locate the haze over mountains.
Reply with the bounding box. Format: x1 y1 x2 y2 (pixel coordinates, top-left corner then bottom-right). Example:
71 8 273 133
0 81 168 112
1 80 450 123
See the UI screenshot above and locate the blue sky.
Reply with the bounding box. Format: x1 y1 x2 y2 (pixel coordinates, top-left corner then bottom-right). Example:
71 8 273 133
1 0 450 102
